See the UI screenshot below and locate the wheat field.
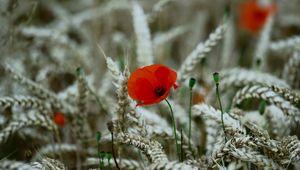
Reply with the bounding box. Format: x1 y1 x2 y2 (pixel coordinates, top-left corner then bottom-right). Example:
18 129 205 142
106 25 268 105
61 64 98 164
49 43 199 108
0 0 300 169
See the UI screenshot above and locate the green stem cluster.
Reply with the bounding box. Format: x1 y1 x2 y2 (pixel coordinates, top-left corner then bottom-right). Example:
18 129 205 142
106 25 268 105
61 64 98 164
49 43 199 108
96 131 113 170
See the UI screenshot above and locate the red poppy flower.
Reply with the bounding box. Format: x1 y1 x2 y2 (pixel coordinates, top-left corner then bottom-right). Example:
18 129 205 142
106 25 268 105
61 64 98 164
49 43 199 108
53 112 65 127
239 0 277 33
128 64 177 106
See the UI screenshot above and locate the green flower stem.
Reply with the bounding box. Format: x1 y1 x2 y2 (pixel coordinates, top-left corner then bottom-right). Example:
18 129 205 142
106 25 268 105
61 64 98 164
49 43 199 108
188 77 196 158
165 99 180 161
180 128 184 161
97 143 103 169
215 82 227 142
96 132 103 170
111 132 121 170
188 87 193 153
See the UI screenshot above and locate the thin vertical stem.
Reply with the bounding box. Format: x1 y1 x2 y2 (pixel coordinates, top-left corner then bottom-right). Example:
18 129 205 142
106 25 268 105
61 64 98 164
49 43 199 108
111 132 121 170
54 129 64 162
215 83 227 142
180 128 184 162
188 88 193 153
165 99 180 161
108 158 111 170
97 142 101 169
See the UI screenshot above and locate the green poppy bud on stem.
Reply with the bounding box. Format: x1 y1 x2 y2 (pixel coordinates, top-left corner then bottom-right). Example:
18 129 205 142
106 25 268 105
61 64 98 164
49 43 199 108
189 77 196 89
96 131 102 142
107 121 114 133
213 72 227 142
105 152 112 160
213 72 220 84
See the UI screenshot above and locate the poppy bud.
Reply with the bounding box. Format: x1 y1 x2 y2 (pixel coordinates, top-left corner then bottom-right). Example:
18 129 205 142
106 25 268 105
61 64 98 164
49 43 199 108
96 131 102 142
107 121 114 132
213 72 220 84
106 153 112 162
189 77 196 89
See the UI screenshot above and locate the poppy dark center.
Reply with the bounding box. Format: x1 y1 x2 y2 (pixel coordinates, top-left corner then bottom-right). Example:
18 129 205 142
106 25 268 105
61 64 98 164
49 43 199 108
154 86 166 97
254 10 266 20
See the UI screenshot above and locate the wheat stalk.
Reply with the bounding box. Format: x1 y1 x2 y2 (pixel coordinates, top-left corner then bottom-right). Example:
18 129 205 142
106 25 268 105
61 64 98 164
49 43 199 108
71 0 130 27
287 138 300 162
265 105 291 138
5 64 76 114
205 119 221 157
31 157 66 170
283 49 300 89
147 0 173 23
0 96 51 115
18 128 51 142
149 160 198 170
72 68 92 140
229 147 283 169
210 135 282 169
253 14 274 69
178 22 227 82
85 157 141 170
153 25 188 50
280 136 300 163
0 111 56 145
20 26 75 49
33 143 78 160
116 132 168 163
210 138 233 167
132 1 154 66
104 56 122 83
269 36 300 52
146 125 197 160
232 84 300 122
192 104 245 135
115 67 132 129
136 107 169 128
0 160 38 170
270 85 300 106
220 67 290 89
221 19 235 68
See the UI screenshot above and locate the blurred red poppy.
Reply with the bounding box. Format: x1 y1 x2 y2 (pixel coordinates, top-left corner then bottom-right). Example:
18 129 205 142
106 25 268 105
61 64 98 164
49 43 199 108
128 64 177 106
239 0 277 33
53 112 65 127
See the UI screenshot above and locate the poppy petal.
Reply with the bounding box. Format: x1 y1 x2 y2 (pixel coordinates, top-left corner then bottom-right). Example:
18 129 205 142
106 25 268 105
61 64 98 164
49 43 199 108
53 112 65 127
142 64 177 88
128 64 177 106
128 78 157 101
128 69 158 101
154 66 170 86
239 0 276 33
134 78 157 100
137 89 170 106
154 65 177 88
